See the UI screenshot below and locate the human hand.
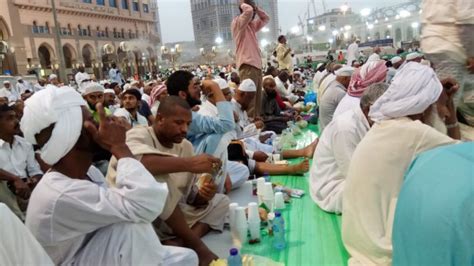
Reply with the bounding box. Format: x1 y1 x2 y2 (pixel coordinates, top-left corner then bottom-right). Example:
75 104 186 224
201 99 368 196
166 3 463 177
253 151 269 162
12 178 31 199
84 103 131 158
189 154 222 174
201 80 219 95
198 181 217 202
441 77 459 99
259 132 272 143
254 120 264 129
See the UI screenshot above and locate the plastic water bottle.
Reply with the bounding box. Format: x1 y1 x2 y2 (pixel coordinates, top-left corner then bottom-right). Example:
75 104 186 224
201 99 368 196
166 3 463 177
272 211 286 250
227 248 242 266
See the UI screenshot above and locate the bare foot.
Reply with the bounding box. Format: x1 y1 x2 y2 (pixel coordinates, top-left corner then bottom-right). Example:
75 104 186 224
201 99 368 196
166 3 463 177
303 138 319 158
292 159 310 174
195 246 219 266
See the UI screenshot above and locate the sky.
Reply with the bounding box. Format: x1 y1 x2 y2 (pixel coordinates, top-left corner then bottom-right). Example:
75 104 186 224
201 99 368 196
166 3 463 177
157 0 407 43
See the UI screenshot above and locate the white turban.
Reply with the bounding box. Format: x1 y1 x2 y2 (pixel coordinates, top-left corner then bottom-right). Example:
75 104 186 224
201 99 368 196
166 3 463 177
239 79 256 92
369 62 442 122
20 87 86 165
213 78 229 90
82 82 104 96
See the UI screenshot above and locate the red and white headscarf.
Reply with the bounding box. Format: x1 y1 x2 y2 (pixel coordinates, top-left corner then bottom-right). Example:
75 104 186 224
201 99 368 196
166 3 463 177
149 84 167 106
347 60 387 97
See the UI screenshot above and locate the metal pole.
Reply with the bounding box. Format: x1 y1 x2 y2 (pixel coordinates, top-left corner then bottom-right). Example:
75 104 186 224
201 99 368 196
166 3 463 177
51 0 67 83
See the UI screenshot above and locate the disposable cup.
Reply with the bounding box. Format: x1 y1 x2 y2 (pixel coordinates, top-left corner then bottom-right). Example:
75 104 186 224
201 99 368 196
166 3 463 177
274 192 285 210
263 182 274 198
256 177 266 195
247 202 260 222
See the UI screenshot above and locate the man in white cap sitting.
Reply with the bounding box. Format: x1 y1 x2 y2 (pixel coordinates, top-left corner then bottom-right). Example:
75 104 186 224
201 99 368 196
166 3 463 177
82 82 111 122
317 64 343 105
21 87 197 265
103 88 118 113
0 80 17 102
386 56 404 84
319 66 354 132
15 76 31 96
342 62 460 265
310 83 388 214
33 78 46 92
46 74 60 89
74 66 90 88
405 52 423 63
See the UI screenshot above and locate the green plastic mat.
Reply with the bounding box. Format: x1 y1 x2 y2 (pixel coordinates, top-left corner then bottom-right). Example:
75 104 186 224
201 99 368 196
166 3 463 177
240 125 349 266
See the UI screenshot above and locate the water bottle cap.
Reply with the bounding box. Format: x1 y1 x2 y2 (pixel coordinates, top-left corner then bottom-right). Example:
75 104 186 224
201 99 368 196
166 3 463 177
229 248 239 256
275 211 281 217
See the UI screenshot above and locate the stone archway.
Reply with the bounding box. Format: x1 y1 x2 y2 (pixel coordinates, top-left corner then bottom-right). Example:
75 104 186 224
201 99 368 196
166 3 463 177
38 43 55 69
62 44 77 69
82 44 95 68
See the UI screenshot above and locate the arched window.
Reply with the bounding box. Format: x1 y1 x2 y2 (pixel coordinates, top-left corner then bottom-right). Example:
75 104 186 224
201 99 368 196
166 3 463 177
129 29 132 39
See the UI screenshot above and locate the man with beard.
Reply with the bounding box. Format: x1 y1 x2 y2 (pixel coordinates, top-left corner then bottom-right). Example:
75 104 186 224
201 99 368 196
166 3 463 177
0 104 42 219
166 70 234 193
21 88 197 265
107 96 226 265
103 88 118 113
113 88 148 128
342 63 460 265
82 82 112 122
232 0 269 118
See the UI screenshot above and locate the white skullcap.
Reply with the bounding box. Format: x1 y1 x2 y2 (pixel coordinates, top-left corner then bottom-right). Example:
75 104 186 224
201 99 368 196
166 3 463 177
316 63 324 69
99 80 108 85
335 66 354 77
293 71 302 76
406 52 422 61
16 76 23 81
130 80 140 88
369 62 442 122
3 80 10 84
123 83 132 91
104 89 115 94
263 75 275 82
49 74 58 81
82 82 105 96
21 87 86 165
239 79 256 92
213 78 229 90
391 56 402 64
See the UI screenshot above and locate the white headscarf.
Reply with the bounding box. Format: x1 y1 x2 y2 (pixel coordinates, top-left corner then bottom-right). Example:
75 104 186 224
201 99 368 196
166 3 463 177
369 62 442 122
20 87 86 165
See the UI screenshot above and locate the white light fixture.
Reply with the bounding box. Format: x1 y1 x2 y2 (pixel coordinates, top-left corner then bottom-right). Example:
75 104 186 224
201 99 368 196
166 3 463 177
386 35 391 39
262 27 270 33
374 19 379 24
411 22 419 28
343 32 349 39
367 24 374 30
215 37 223 44
291 26 300 34
368 36 371 40
419 9 422 14
306 36 313 42
332 30 339 36
318 25 326 31
387 24 392 29
344 25 351 31
360 8 371 17
385 17 388 21
340 4 349 13
260 39 268 47
328 38 333 44
308 19 314 24
395 15 400 20
399 10 411 18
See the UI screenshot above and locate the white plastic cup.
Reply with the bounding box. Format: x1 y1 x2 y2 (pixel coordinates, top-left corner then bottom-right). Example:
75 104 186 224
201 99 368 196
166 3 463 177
272 153 281 162
256 177 266 195
274 192 285 210
229 203 239 228
263 182 274 198
248 220 260 241
247 202 260 222
234 207 248 246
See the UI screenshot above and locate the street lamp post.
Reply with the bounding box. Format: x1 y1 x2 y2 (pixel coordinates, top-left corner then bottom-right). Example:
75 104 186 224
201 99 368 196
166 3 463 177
51 0 67 83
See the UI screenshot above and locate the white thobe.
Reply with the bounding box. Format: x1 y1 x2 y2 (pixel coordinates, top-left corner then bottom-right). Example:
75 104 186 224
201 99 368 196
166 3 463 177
275 77 298 103
26 158 197 265
333 94 360 118
0 203 53 265
312 70 325 92
114 108 148 127
16 82 30 94
0 87 18 101
310 107 369 214
317 74 336 104
367 53 381 62
34 84 45 92
199 101 251 189
74 72 90 86
385 67 397 84
342 118 458 265
346 42 359 66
